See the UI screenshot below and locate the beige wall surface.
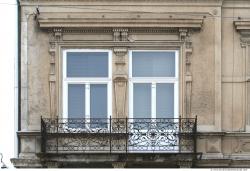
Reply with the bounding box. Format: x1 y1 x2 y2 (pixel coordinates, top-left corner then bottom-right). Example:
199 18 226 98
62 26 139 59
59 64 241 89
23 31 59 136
14 0 250 168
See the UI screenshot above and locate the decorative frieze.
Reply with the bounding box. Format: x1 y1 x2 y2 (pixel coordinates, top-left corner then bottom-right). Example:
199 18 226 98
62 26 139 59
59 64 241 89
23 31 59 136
113 28 128 42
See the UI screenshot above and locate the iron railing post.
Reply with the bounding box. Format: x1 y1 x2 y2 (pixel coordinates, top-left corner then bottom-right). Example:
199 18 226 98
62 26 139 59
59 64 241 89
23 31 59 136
194 115 197 155
109 116 112 154
125 117 128 154
41 116 45 153
56 116 59 154
179 115 181 153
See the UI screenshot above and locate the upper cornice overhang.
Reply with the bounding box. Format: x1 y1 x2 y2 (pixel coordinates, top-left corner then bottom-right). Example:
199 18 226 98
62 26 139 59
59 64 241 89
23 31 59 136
20 0 223 7
234 20 250 35
37 13 203 30
222 0 250 8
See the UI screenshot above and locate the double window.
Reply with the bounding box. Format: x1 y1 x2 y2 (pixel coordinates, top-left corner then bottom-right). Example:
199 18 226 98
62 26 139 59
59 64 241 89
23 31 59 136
63 50 112 128
63 49 178 124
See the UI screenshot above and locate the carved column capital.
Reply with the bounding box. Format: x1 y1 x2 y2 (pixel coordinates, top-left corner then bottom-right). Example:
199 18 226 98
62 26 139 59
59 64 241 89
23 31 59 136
240 37 250 44
113 47 128 57
113 47 128 78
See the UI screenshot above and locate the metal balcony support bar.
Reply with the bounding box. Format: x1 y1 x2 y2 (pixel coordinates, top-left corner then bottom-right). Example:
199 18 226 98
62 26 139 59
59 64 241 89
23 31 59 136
109 116 112 154
179 115 181 153
41 116 46 153
125 117 128 154
194 115 197 155
56 116 59 154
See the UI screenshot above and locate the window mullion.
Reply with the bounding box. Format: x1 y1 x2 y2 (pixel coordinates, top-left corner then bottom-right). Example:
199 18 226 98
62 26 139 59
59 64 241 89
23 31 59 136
85 83 90 127
152 83 156 119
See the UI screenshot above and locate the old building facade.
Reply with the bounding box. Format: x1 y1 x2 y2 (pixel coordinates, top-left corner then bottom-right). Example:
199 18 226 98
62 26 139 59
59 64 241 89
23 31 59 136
11 0 250 168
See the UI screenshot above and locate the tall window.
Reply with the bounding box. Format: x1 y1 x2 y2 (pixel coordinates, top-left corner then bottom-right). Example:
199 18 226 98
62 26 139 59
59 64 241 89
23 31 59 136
63 49 112 127
129 50 178 119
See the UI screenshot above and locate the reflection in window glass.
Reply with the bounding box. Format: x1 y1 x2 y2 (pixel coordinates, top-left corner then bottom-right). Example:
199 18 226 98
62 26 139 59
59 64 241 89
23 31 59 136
133 83 151 118
67 52 109 77
156 83 174 118
132 52 175 77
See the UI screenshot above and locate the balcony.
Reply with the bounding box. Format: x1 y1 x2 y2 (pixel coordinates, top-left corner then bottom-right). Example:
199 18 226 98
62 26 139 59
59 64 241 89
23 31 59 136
41 117 197 154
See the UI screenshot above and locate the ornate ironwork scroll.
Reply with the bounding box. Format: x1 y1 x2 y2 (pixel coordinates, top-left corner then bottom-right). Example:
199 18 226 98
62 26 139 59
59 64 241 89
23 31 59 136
41 117 197 153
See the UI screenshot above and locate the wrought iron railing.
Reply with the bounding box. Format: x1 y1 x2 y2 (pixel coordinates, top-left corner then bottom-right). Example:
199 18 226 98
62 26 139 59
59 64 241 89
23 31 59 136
41 116 197 154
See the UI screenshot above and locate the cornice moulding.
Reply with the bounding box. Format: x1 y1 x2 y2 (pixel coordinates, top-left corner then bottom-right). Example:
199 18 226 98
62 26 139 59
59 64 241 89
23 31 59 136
234 21 250 36
20 0 224 7
222 0 250 8
235 21 250 31
38 17 203 30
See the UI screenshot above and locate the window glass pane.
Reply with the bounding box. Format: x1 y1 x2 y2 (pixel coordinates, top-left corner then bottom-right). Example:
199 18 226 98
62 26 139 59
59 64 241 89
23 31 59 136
68 84 85 128
133 83 151 118
67 52 109 77
132 51 175 77
156 83 174 118
90 84 107 128
90 84 107 118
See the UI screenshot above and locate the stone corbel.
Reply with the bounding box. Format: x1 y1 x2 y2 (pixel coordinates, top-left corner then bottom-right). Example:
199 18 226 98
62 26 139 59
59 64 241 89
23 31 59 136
112 162 126 168
177 159 193 168
113 47 128 118
113 28 128 42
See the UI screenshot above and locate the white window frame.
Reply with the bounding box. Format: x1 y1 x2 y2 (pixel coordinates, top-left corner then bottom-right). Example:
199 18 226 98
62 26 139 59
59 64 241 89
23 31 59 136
62 49 112 122
129 50 179 119
128 50 179 152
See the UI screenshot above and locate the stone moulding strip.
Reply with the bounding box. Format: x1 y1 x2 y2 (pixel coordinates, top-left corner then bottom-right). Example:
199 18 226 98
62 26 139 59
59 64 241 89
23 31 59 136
38 17 203 30
17 131 41 137
234 21 250 31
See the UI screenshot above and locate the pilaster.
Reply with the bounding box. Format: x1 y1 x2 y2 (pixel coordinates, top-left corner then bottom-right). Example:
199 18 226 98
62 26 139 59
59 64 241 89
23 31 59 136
113 47 128 118
48 28 62 118
179 28 193 118
235 21 250 131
